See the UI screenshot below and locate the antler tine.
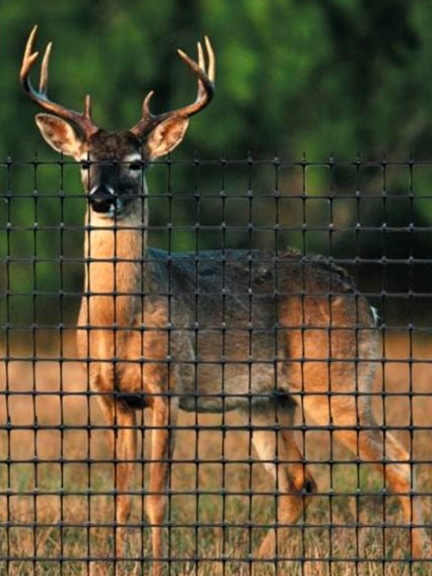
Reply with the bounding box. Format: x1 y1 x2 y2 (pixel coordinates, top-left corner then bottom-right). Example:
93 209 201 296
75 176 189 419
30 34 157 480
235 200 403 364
197 41 205 70
131 37 215 137
129 90 158 138
39 42 52 94
142 90 155 120
176 47 214 98
174 36 215 116
84 94 92 119
196 41 207 101
204 36 215 83
20 25 40 88
20 26 98 138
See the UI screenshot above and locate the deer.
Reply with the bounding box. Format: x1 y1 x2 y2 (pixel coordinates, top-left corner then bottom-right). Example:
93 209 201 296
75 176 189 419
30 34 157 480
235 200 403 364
21 25 428 575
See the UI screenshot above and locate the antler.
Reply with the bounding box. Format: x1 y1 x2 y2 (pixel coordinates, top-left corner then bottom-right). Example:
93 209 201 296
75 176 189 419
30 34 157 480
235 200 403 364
21 25 98 138
131 36 215 137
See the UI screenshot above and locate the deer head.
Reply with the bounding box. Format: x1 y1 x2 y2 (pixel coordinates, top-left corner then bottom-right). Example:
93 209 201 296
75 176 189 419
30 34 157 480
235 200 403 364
21 26 215 219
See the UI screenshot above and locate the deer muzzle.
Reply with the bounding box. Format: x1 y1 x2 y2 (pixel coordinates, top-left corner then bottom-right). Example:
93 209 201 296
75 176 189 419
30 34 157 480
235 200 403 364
89 184 117 214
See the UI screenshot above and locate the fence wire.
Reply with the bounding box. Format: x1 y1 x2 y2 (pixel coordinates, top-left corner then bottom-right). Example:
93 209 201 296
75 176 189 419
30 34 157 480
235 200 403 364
0 157 432 576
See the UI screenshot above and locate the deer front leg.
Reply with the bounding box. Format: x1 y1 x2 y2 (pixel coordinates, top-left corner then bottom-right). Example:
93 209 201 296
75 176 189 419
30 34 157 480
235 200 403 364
146 394 178 576
96 393 116 456
93 393 137 575
113 400 137 574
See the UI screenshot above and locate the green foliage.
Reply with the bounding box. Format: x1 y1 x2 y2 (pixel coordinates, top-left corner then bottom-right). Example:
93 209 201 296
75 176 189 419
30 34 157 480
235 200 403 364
4 0 432 159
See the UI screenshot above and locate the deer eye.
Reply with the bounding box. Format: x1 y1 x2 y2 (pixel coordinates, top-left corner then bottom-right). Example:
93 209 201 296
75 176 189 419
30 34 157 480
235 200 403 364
128 161 142 171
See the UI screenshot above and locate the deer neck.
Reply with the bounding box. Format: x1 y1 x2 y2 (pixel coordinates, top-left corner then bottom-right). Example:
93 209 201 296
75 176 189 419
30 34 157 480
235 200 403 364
83 199 147 329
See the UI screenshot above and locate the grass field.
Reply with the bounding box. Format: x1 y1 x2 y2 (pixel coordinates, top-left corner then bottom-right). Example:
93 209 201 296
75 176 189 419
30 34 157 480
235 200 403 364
1 332 431 575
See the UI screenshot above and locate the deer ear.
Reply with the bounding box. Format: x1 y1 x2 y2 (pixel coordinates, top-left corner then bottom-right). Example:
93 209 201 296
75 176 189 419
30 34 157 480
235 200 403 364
145 115 190 159
35 113 87 159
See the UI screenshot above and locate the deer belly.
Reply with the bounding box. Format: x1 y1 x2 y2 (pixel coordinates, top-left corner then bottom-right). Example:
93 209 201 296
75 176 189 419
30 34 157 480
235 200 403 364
171 320 284 412
178 356 280 413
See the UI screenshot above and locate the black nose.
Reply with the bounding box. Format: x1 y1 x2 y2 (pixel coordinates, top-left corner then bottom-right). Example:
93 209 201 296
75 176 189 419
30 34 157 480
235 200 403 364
89 185 115 213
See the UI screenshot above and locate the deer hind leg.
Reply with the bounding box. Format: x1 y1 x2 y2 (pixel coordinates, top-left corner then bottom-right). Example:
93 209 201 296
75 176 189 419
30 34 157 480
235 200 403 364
248 398 316 564
341 417 427 558
145 393 179 576
302 391 428 559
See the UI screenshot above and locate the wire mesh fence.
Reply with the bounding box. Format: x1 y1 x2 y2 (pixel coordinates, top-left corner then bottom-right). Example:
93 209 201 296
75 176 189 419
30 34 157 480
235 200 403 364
1 156 432 576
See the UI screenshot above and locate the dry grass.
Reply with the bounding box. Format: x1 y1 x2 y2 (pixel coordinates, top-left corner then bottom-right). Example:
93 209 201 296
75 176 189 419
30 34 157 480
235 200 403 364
0 332 431 575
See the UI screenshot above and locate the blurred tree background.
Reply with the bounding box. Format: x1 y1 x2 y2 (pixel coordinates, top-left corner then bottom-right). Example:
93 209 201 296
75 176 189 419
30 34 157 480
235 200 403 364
1 0 432 335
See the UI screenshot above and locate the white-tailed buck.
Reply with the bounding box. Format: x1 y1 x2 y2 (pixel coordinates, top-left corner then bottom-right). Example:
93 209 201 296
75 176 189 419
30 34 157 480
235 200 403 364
22 25 427 575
